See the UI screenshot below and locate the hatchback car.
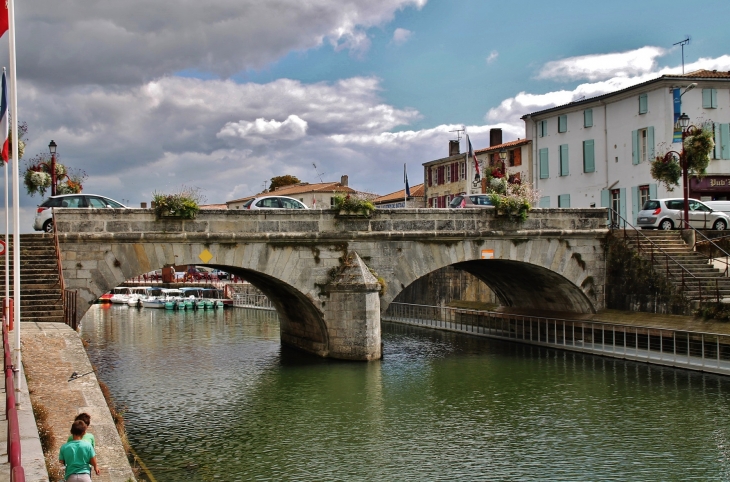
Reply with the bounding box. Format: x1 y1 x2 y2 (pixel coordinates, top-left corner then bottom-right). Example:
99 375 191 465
636 198 730 230
449 194 494 209
242 196 309 210
33 194 127 232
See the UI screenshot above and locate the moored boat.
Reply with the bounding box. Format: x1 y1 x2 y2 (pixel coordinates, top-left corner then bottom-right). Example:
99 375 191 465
110 287 132 304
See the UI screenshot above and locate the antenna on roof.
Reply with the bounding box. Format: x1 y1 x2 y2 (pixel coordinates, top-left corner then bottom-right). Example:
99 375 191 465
673 36 690 74
449 127 465 142
312 163 325 183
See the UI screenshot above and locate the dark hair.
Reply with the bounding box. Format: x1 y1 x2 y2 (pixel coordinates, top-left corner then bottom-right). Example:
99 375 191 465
70 420 87 437
74 413 91 426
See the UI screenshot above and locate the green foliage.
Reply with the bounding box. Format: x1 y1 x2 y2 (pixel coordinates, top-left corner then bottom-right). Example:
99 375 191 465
0 121 27 167
651 123 714 190
486 181 538 222
333 193 375 216
22 152 86 197
153 186 205 219
269 175 301 191
694 302 730 322
650 155 681 191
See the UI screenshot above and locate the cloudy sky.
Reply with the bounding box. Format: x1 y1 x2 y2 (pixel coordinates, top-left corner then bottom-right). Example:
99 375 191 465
2 0 730 231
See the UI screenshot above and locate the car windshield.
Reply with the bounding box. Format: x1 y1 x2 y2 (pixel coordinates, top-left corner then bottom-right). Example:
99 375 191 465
279 198 304 209
449 196 463 208
256 198 281 208
642 200 660 210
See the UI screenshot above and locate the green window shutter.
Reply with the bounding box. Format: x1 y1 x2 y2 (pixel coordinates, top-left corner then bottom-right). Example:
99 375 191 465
619 188 627 226
639 94 648 114
713 89 718 108
584 109 593 127
647 126 655 160
559 144 569 176
583 139 595 172
558 115 567 133
539 120 546 137
631 186 640 224
649 184 657 199
558 194 570 208
720 124 730 159
539 148 549 178
632 130 639 165
539 196 550 208
703 89 718 109
715 122 722 159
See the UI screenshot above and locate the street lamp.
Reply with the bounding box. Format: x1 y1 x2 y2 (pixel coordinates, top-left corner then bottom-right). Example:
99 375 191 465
48 140 57 196
498 147 508 175
660 112 696 229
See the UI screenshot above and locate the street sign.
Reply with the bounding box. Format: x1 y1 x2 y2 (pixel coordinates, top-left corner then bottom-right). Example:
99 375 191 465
0 240 5 256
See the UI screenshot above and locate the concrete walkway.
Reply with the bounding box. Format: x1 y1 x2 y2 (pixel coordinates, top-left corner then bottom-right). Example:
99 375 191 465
1 323 135 482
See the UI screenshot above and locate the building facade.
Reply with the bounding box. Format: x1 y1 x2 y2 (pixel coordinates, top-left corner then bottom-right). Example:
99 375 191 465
373 183 425 208
522 70 730 223
423 129 532 207
227 176 365 210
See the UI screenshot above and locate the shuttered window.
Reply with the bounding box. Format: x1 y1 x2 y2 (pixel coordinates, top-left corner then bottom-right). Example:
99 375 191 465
539 120 547 137
539 148 549 179
539 196 550 208
703 88 718 109
558 194 570 208
558 115 567 133
584 109 593 128
513 147 522 166
559 144 569 176
583 139 595 172
639 93 648 114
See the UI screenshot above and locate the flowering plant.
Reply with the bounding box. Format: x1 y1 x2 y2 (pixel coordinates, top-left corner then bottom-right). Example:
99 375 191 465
153 186 205 219
22 153 86 197
333 193 376 216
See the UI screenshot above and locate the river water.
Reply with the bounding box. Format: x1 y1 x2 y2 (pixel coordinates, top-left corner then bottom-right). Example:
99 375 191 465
81 304 730 481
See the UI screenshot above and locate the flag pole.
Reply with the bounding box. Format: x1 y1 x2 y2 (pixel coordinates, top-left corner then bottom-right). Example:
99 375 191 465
8 0 21 393
403 164 406 207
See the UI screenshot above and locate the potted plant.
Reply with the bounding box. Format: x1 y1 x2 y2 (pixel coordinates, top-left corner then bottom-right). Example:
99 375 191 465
333 193 376 217
152 186 205 219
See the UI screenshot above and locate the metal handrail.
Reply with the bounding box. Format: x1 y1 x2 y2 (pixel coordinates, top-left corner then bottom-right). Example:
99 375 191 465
607 208 722 303
686 225 730 276
52 215 65 294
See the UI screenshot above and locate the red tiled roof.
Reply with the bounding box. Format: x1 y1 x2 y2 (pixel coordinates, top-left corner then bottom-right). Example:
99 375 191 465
475 138 530 154
199 203 228 210
684 69 730 78
227 182 357 204
373 184 424 204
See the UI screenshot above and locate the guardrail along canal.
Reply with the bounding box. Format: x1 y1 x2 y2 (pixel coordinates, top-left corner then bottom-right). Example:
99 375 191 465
82 304 730 481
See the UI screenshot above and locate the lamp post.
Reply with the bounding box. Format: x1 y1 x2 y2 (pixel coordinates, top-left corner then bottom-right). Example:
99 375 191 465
49 140 57 196
498 147 507 175
661 112 695 229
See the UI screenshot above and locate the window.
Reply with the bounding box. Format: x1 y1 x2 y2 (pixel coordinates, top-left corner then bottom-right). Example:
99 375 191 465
437 166 445 185
715 123 730 159
446 163 451 183
703 88 718 109
632 127 654 164
639 93 648 114
558 194 570 208
639 185 650 208
330 197 336 207
583 140 595 173
460 161 466 180
87 197 108 208
584 109 593 128
427 167 432 186
640 129 648 162
538 120 547 137
538 196 550 208
513 148 522 166
558 115 567 133
539 148 549 179
611 189 621 226
559 144 569 176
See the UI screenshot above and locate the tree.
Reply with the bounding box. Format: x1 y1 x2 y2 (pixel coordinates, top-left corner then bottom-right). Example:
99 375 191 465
268 175 301 192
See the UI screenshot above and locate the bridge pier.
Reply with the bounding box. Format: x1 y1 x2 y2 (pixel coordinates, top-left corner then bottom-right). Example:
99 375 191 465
322 253 382 361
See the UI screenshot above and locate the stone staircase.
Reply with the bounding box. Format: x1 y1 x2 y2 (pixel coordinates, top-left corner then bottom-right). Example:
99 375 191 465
0 233 64 322
627 230 730 301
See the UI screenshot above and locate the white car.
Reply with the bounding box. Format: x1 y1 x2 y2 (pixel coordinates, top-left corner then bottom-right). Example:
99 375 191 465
636 198 730 230
242 196 309 210
33 194 127 232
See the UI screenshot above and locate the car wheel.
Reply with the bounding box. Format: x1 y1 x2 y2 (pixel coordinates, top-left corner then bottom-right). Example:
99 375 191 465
714 219 727 231
42 220 54 233
659 219 674 230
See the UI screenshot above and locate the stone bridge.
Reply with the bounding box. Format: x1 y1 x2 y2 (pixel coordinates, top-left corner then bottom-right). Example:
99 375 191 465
54 208 608 361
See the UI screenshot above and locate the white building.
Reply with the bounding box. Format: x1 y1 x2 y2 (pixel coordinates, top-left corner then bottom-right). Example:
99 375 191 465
522 69 730 224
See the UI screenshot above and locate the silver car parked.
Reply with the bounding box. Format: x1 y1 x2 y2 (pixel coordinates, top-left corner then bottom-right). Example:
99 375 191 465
636 198 730 230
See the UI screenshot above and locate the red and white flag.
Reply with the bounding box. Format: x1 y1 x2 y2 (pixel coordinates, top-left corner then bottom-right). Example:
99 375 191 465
0 0 7 38
466 134 480 180
312 196 316 209
0 70 8 162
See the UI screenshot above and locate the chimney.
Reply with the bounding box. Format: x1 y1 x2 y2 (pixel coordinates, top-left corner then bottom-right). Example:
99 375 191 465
449 140 460 156
140 202 147 208
489 128 503 147
340 175 349 187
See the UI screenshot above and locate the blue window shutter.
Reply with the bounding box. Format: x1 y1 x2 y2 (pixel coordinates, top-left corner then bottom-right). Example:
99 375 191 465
539 196 550 208
632 186 640 224
584 109 593 127
639 94 648 114
539 148 549 178
560 144 569 176
619 188 627 226
703 89 712 108
647 126 655 160
713 89 718 108
649 184 657 199
583 140 595 172
632 130 639 165
558 115 567 133
558 194 570 208
715 123 722 159
720 124 730 159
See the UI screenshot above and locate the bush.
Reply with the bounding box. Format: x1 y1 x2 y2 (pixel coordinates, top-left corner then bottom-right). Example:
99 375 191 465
153 186 205 219
333 193 375 216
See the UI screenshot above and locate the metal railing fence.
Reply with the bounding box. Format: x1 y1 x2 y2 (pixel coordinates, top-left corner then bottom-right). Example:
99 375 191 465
384 302 730 376
233 293 274 310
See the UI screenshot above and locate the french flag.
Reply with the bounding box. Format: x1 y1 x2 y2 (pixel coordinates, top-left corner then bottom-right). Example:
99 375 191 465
0 0 6 38
0 70 8 162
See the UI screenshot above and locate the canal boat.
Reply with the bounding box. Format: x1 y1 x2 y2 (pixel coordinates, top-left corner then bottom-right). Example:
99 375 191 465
139 287 166 309
98 291 114 303
110 287 132 304
127 286 153 307
200 288 229 309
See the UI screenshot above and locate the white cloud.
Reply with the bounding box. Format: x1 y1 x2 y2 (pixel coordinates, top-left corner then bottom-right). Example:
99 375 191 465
392 28 413 45
218 116 309 144
537 46 667 81
486 50 498 64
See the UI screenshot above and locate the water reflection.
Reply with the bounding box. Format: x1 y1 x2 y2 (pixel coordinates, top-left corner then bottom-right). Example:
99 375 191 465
83 305 730 481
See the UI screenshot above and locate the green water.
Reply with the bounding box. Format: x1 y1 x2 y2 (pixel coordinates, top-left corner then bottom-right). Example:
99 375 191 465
82 304 730 481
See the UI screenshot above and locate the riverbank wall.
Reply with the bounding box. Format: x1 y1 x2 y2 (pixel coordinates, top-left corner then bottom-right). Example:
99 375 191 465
19 322 136 482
